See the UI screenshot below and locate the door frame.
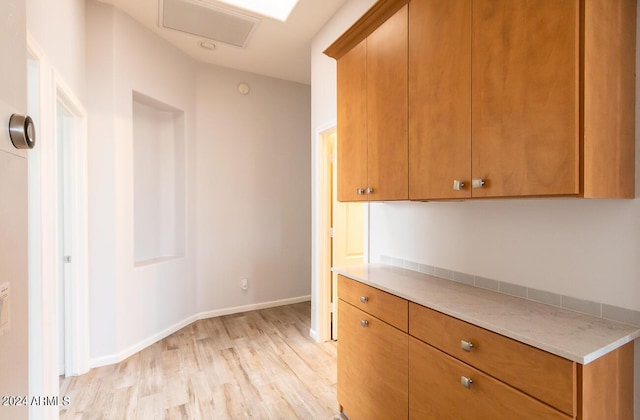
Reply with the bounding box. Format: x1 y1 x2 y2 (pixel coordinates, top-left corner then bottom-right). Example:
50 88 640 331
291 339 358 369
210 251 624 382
27 37 89 411
311 123 336 342
55 82 90 378
313 122 370 342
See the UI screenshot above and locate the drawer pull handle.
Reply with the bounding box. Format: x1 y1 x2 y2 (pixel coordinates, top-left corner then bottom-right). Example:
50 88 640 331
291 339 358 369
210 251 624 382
360 320 369 328
461 340 474 352
472 179 486 189
360 296 369 304
461 376 473 389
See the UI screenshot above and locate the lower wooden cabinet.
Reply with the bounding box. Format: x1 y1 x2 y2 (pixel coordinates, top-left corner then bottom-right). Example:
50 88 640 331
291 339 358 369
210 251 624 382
337 299 408 420
337 277 634 419
409 337 570 419
409 303 575 415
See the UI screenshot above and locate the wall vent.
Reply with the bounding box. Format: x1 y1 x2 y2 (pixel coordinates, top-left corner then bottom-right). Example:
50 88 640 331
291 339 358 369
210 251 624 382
160 0 260 48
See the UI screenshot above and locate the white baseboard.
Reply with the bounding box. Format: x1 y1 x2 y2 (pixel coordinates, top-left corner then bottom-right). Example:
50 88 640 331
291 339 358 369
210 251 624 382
197 295 311 320
90 314 198 368
309 328 320 342
89 295 311 368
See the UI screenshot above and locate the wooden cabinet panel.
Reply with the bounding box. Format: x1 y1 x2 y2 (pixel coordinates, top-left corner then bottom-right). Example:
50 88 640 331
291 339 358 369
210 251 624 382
409 337 571 420
583 0 636 198
367 4 408 201
409 303 576 416
338 275 408 332
337 40 368 202
338 300 408 420
409 0 471 200
331 3 408 202
471 0 579 197
578 341 634 420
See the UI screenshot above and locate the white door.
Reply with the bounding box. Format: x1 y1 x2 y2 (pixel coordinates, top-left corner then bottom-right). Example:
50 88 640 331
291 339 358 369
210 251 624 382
57 103 70 375
0 0 30 418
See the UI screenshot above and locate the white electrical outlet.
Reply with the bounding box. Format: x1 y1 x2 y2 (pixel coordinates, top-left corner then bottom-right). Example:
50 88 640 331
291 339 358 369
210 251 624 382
241 279 248 291
0 282 10 337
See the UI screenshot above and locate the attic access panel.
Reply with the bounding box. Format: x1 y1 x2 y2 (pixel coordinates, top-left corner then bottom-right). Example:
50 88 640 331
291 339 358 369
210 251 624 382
160 0 260 48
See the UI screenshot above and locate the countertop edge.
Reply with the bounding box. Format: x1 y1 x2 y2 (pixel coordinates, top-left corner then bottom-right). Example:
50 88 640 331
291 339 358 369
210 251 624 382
333 264 640 365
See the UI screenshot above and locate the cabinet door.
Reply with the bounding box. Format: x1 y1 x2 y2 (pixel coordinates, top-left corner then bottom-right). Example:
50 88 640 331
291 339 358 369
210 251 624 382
409 0 471 200
337 39 368 202
409 338 570 420
367 5 408 201
338 300 408 420
471 0 579 197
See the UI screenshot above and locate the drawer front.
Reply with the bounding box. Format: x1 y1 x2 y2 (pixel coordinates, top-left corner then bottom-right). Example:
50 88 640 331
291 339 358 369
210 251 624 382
409 303 576 416
338 275 408 331
409 337 571 420
338 300 408 420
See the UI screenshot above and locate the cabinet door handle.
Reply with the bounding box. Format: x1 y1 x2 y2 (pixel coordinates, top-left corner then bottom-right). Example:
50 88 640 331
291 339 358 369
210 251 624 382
360 320 369 328
461 340 474 352
356 188 365 195
453 180 465 190
365 187 374 194
472 179 486 189
461 376 473 389
360 296 369 304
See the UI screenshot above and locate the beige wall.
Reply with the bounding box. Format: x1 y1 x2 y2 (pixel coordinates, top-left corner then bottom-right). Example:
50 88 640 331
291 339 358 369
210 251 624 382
86 0 311 363
1 0 31 418
27 0 85 101
195 62 311 314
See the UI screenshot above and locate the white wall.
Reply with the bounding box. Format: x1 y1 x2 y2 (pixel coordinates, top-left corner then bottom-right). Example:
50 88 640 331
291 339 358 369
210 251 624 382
86 0 312 363
311 1 640 417
195 63 312 314
27 0 85 101
25 2 87 417
0 2 28 417
133 96 186 264
86 1 198 363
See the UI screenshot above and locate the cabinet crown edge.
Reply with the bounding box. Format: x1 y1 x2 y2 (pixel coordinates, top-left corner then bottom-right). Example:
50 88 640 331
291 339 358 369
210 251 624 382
323 0 408 60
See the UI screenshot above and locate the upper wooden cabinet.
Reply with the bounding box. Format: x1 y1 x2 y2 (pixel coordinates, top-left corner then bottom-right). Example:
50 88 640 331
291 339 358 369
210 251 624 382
410 0 635 199
327 1 409 202
408 0 472 200
470 0 579 198
329 0 636 201
337 40 368 202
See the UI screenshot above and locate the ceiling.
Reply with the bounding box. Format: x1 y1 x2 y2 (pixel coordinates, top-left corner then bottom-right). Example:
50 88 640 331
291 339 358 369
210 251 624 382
98 0 350 85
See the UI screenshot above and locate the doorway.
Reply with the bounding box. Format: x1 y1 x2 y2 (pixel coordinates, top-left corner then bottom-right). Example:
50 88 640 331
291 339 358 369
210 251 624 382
56 98 74 375
26 41 90 417
54 85 90 378
318 127 365 341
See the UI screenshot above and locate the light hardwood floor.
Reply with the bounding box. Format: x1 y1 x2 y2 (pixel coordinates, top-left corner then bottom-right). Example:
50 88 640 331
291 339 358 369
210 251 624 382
59 302 339 419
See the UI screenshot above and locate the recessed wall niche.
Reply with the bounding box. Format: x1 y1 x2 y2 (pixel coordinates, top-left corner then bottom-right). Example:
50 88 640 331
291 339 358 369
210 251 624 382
132 91 186 265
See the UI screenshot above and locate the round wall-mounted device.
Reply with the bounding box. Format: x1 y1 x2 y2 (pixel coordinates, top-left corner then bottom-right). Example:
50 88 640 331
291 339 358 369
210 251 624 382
238 82 250 95
9 114 36 150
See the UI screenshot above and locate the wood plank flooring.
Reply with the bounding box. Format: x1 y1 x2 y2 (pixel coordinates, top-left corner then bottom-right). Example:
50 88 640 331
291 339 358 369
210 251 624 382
59 302 339 419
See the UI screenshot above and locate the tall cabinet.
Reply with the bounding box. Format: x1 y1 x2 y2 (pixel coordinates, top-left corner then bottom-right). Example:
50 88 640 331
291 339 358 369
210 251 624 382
328 1 408 202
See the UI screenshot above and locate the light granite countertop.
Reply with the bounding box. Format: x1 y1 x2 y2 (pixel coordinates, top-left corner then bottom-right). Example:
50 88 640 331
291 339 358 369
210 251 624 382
333 263 640 364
